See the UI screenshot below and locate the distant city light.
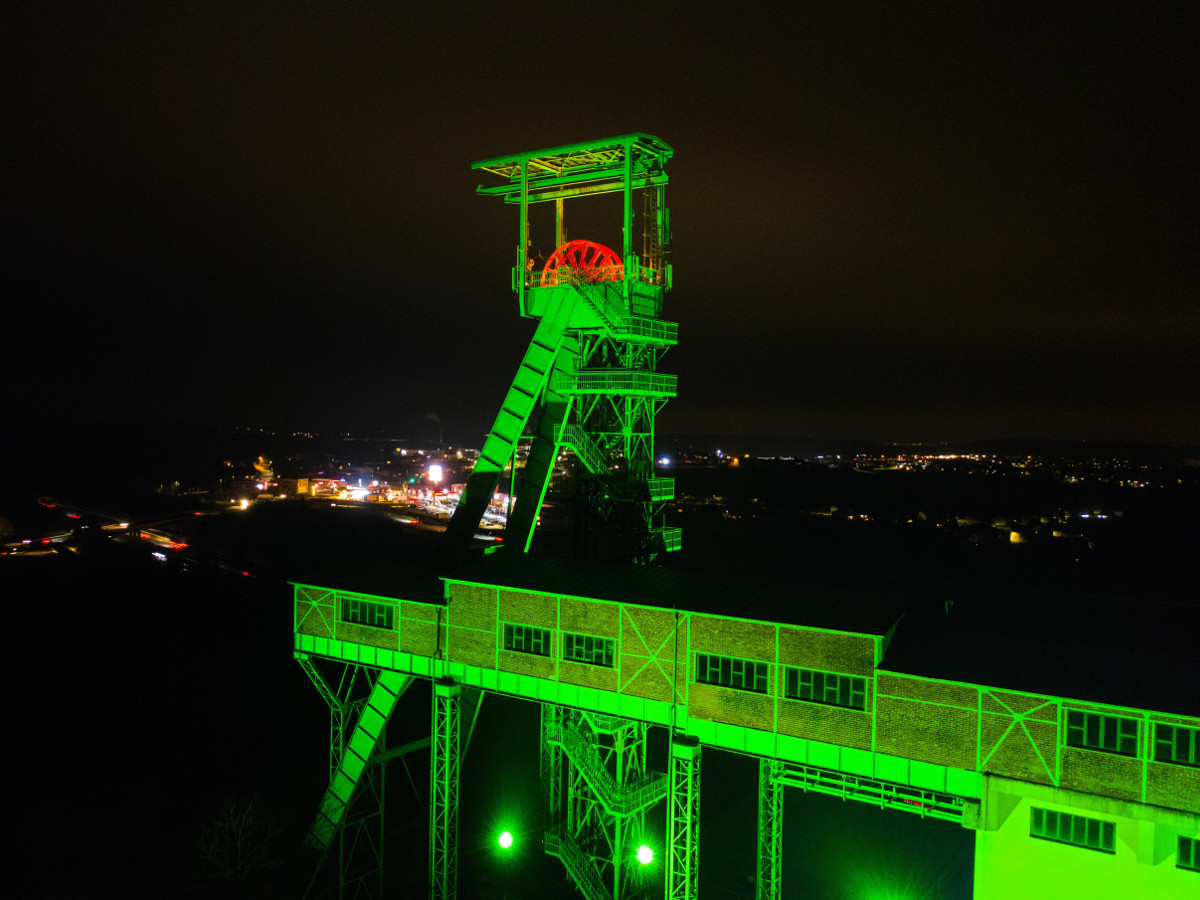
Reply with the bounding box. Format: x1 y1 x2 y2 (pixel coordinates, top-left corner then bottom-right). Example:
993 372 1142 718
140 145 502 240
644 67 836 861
659 457 671 466
429 463 443 484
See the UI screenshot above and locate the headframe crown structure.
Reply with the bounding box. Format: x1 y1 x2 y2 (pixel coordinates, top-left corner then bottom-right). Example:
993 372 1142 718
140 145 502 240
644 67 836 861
444 133 680 566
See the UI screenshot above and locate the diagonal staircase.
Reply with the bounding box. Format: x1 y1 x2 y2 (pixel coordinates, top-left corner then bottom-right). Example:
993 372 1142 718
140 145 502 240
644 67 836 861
304 671 413 849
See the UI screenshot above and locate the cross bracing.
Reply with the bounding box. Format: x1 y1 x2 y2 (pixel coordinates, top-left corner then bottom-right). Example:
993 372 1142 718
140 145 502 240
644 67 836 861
444 134 679 568
293 572 1200 898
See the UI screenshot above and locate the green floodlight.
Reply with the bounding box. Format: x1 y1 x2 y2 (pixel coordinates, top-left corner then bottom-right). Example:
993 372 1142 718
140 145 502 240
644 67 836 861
636 844 654 865
498 830 514 850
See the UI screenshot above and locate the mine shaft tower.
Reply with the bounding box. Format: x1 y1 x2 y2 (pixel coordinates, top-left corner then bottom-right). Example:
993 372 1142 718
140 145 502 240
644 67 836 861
444 134 680 566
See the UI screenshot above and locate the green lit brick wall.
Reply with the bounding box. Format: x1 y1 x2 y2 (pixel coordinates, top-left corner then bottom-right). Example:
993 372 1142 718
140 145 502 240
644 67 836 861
619 606 684 704
1060 747 1144 803
559 595 619 638
448 627 495 669
779 626 874 677
1146 759 1200 813
337 620 399 651
399 600 443 657
333 593 400 650
294 581 1200 819
689 681 775 732
979 691 1059 786
447 583 497 630
1147 714 1200 813
446 583 497 669
1058 701 1145 802
777 694 871 751
295 586 334 638
499 588 556 624
560 658 620 692
691 615 775 661
876 674 979 771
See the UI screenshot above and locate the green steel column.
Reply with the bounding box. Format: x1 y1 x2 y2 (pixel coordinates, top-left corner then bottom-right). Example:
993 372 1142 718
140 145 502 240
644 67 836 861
755 758 783 900
622 139 633 269
430 679 462 900
666 736 700 900
540 703 563 833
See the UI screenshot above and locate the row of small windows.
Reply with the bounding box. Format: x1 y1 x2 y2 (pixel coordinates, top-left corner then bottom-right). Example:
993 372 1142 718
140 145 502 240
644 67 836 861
1030 809 1199 873
1066 711 1199 768
335 611 1197 768
695 656 867 711
785 667 867 711
340 598 394 631
503 625 615 669
504 623 551 657
563 632 614 668
696 653 769 693
1030 807 1114 854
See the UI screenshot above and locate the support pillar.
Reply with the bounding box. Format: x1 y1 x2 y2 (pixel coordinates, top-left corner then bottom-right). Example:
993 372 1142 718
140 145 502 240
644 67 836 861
430 679 461 900
666 736 700 900
540 703 563 833
756 757 783 900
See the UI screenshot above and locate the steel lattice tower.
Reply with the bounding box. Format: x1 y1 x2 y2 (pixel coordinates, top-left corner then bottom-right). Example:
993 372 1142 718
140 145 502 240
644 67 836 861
444 134 680 567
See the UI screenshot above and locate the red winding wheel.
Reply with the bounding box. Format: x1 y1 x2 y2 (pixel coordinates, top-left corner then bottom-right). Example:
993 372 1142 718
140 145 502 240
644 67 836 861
540 240 624 286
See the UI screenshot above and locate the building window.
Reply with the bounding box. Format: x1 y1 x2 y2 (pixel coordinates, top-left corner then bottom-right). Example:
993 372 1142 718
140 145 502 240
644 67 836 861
695 653 768 694
341 597 394 630
1030 807 1114 854
1065 710 1138 757
784 667 867 711
563 632 614 668
504 623 551 657
1179 836 1199 872
1154 724 1199 768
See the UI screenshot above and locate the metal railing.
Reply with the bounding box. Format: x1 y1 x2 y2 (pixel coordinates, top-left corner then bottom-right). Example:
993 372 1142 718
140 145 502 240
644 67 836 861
544 719 668 816
563 370 677 397
557 424 608 476
544 830 613 900
776 764 967 823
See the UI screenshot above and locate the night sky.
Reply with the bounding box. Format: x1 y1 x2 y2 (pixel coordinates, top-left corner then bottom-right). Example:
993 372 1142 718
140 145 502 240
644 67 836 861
5 3 1198 446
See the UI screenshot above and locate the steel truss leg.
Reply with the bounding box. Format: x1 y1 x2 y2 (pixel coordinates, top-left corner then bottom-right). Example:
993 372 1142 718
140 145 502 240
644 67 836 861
666 736 700 900
540 703 563 833
430 679 461 900
756 758 783 900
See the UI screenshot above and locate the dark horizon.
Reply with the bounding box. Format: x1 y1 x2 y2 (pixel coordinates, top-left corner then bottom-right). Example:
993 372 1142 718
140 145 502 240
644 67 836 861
4 4 1198 446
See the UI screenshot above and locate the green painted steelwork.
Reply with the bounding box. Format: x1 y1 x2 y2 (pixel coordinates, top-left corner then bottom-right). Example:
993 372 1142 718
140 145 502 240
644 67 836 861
443 286 580 563
430 679 461 900
294 570 1200 897
446 134 679 567
304 668 413 850
756 758 783 900
666 737 701 900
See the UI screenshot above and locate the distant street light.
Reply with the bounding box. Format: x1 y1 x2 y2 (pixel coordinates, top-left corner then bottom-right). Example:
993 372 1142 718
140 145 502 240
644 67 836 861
498 830 513 850
636 844 654 865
